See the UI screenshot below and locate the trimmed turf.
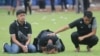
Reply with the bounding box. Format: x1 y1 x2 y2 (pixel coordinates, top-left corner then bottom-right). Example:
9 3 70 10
0 9 100 56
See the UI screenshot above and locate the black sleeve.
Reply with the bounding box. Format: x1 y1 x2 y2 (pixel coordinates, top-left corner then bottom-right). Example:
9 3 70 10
68 19 79 28
28 23 32 34
9 24 16 34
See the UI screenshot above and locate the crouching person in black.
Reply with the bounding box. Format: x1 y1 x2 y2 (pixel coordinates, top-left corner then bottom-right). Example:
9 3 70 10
48 11 98 52
3 10 36 53
33 29 65 54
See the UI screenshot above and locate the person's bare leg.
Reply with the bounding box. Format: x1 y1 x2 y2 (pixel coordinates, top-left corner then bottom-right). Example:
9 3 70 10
8 6 11 15
76 47 80 52
87 46 91 52
12 8 16 15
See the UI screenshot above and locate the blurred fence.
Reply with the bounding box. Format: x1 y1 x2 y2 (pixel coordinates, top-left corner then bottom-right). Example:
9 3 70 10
0 0 73 6
0 0 99 6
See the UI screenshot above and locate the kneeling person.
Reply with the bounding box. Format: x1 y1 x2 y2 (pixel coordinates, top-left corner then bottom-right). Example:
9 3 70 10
33 29 65 54
4 10 36 53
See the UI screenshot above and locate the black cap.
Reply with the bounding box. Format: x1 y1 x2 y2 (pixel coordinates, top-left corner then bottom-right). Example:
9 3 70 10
84 11 93 19
16 10 25 16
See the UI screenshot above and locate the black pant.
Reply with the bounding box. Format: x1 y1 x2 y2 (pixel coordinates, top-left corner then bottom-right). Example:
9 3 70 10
71 32 98 48
24 2 32 14
72 0 75 6
50 0 55 11
61 0 67 9
83 0 90 11
38 0 45 9
72 0 75 9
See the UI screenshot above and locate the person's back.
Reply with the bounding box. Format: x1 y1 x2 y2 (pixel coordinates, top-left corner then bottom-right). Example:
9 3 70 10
33 29 65 53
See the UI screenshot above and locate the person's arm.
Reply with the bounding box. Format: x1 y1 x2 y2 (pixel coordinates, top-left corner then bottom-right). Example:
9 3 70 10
79 29 96 41
9 24 24 47
11 35 28 52
48 25 70 36
10 24 28 52
48 19 79 36
54 25 70 34
11 34 25 47
25 34 31 46
25 23 32 46
79 18 97 41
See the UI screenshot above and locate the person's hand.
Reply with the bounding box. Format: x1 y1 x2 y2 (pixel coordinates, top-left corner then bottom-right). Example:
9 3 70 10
47 33 56 36
21 45 28 53
78 36 85 41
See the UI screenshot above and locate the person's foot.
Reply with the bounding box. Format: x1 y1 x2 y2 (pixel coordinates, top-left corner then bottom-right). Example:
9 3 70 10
3 43 8 52
87 46 91 52
75 47 80 52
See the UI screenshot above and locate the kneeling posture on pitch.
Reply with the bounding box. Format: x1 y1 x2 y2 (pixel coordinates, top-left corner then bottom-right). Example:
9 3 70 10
33 29 65 54
3 10 36 53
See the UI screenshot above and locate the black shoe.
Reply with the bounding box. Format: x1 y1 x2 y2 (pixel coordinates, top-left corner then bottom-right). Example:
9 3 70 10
3 43 8 52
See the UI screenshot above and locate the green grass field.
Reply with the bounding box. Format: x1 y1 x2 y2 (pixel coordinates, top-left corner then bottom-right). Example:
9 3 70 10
0 9 100 56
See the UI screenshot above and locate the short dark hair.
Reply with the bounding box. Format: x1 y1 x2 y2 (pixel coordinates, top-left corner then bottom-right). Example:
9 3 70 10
84 11 93 19
46 43 57 51
16 9 25 16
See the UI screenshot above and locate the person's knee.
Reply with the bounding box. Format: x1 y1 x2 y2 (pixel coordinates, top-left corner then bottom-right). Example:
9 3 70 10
89 36 99 48
3 43 19 53
93 36 99 45
11 44 19 53
28 44 36 53
3 43 10 52
71 32 79 39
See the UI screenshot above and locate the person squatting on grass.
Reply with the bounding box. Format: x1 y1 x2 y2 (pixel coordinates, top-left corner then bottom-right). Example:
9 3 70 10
3 9 36 54
48 11 98 52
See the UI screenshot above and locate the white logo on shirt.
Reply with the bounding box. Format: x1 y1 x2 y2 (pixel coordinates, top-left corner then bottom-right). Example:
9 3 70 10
80 21 82 24
24 26 28 29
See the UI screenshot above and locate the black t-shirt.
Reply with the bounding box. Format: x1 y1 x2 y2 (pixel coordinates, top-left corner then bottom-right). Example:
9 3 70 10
69 17 97 36
9 20 32 44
